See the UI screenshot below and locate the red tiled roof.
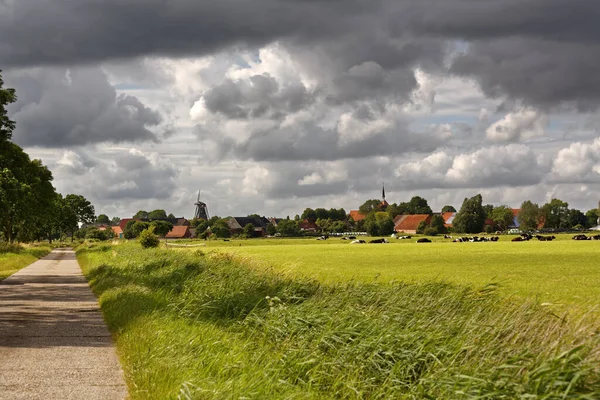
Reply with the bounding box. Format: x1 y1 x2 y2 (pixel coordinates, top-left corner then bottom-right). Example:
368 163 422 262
394 214 431 232
112 226 123 235
119 218 137 231
166 226 190 238
349 210 366 222
512 209 520 216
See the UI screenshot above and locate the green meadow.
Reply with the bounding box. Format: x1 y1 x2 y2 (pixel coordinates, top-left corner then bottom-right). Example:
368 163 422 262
78 239 600 399
178 234 600 307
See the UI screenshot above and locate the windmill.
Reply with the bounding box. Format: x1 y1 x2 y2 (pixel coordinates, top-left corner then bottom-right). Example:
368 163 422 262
193 190 210 220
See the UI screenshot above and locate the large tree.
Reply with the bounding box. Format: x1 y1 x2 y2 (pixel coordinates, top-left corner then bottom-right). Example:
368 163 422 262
148 209 168 220
453 194 486 233
540 198 569 229
518 201 541 231
64 194 95 225
407 196 432 215
0 70 16 142
359 199 383 215
491 205 515 232
96 214 110 225
441 205 456 213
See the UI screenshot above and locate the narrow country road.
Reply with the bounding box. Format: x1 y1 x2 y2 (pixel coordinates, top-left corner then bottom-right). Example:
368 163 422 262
0 249 127 399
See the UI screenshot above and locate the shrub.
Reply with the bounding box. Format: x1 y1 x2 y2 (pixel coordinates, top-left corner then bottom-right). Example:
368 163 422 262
423 227 438 236
484 224 494 234
416 221 427 234
139 227 160 248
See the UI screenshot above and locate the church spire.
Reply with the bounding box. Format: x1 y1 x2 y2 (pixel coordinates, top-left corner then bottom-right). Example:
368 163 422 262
382 183 386 201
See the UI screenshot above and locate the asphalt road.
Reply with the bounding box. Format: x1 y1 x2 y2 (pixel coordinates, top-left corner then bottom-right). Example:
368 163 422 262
0 249 128 399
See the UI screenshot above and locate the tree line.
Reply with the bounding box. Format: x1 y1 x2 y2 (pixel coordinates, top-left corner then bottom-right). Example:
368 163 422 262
1 72 96 243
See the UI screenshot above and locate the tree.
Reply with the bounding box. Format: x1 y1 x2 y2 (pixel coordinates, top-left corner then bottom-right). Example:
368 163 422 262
359 199 382 215
131 221 150 238
211 219 231 238
0 70 16 142
242 223 255 238
133 210 149 220
314 208 329 220
277 219 299 236
518 201 540 231
266 223 277 236
416 221 427 234
441 205 456 213
541 198 569 229
565 209 587 230
429 214 447 234
64 194 95 225
0 146 56 242
585 209 599 228
111 216 121 226
453 194 485 233
491 205 514 232
96 214 110 225
148 209 167 220
301 208 317 221
150 220 173 237
407 196 432 214
482 204 494 220
364 217 379 236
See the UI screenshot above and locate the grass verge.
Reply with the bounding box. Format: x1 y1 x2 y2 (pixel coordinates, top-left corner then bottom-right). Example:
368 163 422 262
78 242 600 399
0 244 51 280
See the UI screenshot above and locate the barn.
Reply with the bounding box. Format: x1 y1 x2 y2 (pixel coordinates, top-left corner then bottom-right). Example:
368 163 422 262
166 226 192 239
394 214 432 234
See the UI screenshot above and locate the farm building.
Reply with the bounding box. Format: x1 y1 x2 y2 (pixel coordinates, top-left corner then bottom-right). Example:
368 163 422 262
394 214 432 234
348 210 367 222
299 219 319 232
166 226 192 239
228 216 271 237
442 212 456 227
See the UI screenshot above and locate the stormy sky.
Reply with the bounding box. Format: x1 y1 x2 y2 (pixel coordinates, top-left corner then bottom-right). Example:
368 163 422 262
2 0 600 218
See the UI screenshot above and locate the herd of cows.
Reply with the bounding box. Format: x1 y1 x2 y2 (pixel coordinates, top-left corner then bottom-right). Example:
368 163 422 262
322 232 600 244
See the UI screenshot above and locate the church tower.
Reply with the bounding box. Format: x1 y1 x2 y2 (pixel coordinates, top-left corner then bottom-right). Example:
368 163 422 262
380 183 389 210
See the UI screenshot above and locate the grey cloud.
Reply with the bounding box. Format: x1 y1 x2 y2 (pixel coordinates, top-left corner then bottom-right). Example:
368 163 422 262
202 74 314 120
212 120 449 162
451 39 600 110
0 0 383 68
53 148 179 201
394 145 550 190
5 67 161 147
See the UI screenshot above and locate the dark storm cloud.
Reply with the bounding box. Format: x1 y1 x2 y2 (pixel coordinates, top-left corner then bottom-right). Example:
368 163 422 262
0 0 381 67
5 67 161 147
3 0 600 111
203 74 314 120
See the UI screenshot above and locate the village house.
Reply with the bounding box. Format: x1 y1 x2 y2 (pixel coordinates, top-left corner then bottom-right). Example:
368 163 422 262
228 216 271 237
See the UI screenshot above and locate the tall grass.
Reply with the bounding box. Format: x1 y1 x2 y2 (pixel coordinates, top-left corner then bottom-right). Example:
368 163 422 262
0 243 51 280
77 242 600 399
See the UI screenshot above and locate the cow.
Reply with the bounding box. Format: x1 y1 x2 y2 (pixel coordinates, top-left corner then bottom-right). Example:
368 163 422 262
416 238 432 243
535 235 556 241
397 235 412 240
369 238 388 244
444 235 453 239
512 237 524 242
573 234 588 240
592 235 600 241
350 239 366 244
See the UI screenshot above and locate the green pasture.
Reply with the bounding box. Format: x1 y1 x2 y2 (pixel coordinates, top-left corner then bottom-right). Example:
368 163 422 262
175 234 600 308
